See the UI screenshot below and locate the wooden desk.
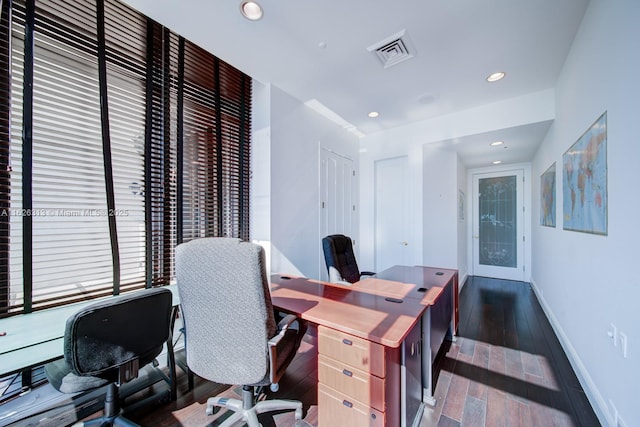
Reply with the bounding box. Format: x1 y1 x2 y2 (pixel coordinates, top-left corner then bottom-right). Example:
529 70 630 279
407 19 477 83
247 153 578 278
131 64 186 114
270 270 456 426
270 276 425 347
361 265 459 405
270 265 458 422
370 265 459 336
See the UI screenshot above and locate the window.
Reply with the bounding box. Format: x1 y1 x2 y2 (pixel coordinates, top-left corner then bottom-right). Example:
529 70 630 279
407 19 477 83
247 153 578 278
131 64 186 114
0 0 252 316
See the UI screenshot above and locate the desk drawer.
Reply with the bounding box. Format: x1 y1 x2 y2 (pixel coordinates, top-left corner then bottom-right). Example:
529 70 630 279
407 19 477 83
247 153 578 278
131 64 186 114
318 326 385 377
318 383 385 427
318 354 385 411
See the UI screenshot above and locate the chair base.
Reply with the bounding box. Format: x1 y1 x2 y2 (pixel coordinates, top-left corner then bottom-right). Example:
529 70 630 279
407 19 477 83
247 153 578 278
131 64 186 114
206 386 303 427
74 382 142 427
79 415 139 427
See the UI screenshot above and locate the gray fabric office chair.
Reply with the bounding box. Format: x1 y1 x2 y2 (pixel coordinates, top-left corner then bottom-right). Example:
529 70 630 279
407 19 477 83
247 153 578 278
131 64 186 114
322 234 375 284
175 237 307 427
45 287 173 426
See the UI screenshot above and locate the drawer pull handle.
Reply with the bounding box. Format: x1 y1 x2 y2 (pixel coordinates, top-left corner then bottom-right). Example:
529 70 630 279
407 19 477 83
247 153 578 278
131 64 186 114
342 338 352 346
342 400 353 408
342 369 353 377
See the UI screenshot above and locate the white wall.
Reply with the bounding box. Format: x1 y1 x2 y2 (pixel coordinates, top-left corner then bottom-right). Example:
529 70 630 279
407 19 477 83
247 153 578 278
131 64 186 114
360 91 550 274
258 85 360 279
530 2 640 426
250 81 273 271
422 145 458 269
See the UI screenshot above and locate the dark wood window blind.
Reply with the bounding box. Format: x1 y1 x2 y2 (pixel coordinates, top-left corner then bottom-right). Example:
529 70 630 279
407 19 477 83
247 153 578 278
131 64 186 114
0 0 252 316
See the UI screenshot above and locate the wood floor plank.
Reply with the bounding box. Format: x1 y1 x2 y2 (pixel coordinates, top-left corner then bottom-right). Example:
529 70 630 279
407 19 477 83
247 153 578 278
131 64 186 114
485 387 507 427
437 414 461 427
467 342 490 401
461 395 486 427
521 351 543 378
440 369 470 422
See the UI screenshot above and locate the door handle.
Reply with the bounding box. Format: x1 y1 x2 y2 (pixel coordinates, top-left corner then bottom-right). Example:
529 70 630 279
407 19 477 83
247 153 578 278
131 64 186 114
401 241 408 246
473 235 479 239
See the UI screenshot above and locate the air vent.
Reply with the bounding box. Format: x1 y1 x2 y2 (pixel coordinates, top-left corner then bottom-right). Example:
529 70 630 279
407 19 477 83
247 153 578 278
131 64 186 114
367 29 416 69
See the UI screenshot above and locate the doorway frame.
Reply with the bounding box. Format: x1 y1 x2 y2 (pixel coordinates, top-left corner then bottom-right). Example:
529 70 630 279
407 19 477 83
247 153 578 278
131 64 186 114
467 163 532 282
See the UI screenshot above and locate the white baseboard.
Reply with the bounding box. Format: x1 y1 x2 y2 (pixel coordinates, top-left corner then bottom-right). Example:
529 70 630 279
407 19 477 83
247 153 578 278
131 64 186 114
458 272 468 290
529 278 611 427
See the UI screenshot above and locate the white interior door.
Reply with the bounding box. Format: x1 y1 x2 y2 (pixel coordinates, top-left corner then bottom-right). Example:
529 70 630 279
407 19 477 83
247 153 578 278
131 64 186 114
375 156 410 272
472 170 525 281
320 148 355 281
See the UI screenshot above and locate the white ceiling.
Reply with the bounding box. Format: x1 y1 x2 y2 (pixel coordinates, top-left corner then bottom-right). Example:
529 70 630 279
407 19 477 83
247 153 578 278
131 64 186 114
121 0 590 167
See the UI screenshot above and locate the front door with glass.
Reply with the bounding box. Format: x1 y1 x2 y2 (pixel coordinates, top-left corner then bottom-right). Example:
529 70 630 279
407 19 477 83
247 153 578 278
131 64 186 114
472 170 525 281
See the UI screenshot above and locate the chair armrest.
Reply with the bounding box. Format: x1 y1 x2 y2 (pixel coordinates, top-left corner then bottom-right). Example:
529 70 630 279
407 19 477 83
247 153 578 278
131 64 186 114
268 314 302 384
275 313 298 334
267 313 298 356
360 271 375 276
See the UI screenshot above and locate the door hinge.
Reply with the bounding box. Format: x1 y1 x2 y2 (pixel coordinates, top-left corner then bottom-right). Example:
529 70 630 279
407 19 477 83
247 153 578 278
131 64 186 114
523 235 525 242
321 201 325 208
353 205 356 211
352 170 356 177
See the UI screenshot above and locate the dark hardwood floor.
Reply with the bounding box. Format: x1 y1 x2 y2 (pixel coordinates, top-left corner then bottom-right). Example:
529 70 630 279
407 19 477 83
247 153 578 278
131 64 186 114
117 276 600 427
421 276 600 427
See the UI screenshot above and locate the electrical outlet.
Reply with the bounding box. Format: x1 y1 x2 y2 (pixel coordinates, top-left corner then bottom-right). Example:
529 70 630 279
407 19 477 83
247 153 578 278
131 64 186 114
619 332 628 358
608 323 617 347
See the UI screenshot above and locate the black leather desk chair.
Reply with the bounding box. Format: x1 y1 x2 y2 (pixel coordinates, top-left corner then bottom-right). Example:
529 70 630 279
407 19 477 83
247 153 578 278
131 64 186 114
322 234 375 284
45 287 173 426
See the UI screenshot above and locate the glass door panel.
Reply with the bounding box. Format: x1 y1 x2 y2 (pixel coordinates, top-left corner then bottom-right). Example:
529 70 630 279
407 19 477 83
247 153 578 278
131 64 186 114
479 175 517 268
472 170 524 281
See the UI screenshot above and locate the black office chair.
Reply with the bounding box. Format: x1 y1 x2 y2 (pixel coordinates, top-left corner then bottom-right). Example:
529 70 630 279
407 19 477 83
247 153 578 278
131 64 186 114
45 287 173 426
322 234 375 284
176 237 308 426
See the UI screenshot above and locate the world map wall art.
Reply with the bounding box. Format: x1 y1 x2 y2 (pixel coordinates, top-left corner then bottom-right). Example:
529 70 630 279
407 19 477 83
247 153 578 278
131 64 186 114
540 162 556 227
562 111 607 235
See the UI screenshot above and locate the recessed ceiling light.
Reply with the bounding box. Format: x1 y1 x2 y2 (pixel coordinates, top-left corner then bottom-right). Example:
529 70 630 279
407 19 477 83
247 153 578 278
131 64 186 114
486 71 506 82
368 111 379 118
490 141 504 146
240 1 263 20
492 160 502 165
